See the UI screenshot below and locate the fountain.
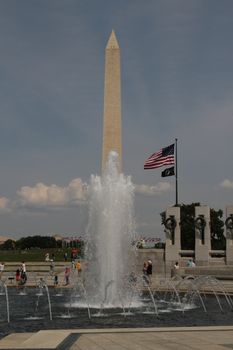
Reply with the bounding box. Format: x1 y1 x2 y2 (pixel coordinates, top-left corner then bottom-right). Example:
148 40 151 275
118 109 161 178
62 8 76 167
84 151 136 308
35 279 52 320
1 269 233 337
1 152 233 338
0 281 10 323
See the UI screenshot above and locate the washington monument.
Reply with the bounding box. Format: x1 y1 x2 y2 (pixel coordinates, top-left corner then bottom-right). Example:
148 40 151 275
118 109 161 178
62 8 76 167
102 31 122 173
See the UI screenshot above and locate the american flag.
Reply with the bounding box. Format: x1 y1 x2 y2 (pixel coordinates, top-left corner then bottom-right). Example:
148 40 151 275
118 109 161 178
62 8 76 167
144 143 175 170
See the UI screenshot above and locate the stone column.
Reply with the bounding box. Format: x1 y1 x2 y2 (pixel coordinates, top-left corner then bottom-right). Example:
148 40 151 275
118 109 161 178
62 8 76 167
195 206 211 265
165 206 181 274
226 205 233 265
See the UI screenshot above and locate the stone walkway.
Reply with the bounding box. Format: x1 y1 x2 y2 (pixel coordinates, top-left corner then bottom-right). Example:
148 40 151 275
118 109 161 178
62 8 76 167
1 327 233 349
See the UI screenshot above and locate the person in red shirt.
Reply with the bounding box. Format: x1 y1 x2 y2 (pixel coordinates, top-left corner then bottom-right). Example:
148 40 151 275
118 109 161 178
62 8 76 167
64 267 71 285
15 269 21 288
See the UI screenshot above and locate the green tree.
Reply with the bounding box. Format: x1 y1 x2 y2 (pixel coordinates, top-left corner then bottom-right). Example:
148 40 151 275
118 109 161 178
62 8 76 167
56 240 63 248
161 203 225 250
15 236 57 249
0 239 15 250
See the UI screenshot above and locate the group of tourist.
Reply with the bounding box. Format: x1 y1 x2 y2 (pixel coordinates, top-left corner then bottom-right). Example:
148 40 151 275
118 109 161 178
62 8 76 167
15 261 27 287
63 260 82 286
137 239 146 249
43 251 83 287
171 259 196 277
14 259 82 288
173 259 196 270
0 261 27 285
52 260 82 287
0 256 83 290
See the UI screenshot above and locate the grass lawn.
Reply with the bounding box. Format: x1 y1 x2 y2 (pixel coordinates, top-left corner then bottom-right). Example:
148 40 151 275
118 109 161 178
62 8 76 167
0 248 74 262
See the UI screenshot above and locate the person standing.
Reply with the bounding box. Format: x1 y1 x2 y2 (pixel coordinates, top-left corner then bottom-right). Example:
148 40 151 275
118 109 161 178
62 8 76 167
142 261 148 275
50 260 55 274
187 259 195 267
191 259 196 267
172 261 179 277
146 259 153 284
71 260 75 270
76 260 82 276
64 267 71 285
54 274 58 287
15 269 21 288
45 253 50 262
20 261 27 285
21 261 26 273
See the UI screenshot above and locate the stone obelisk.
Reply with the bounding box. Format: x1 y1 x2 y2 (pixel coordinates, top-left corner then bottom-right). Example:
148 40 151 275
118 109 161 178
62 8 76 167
102 30 122 174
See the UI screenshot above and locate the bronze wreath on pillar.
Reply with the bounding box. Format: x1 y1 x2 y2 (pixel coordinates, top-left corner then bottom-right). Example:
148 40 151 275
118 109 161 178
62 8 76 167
194 216 206 230
165 216 177 230
225 216 233 230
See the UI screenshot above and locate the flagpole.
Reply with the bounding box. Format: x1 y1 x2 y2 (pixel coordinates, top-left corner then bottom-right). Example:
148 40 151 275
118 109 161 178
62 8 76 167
175 138 178 206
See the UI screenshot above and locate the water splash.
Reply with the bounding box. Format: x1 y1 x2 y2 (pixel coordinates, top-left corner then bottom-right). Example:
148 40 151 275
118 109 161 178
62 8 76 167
0 281 10 322
34 279 53 320
85 151 136 306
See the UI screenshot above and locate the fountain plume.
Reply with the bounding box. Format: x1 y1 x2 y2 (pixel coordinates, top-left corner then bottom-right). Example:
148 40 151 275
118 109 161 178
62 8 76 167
85 151 136 306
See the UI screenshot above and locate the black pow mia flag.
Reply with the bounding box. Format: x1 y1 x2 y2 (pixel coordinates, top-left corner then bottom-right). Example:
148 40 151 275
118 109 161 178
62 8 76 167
161 166 175 177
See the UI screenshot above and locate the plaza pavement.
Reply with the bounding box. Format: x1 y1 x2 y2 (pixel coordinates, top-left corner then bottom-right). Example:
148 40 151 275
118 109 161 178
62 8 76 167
1 326 233 349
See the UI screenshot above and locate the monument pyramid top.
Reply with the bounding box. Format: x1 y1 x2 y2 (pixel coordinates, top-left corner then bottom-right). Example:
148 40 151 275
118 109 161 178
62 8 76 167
106 30 119 49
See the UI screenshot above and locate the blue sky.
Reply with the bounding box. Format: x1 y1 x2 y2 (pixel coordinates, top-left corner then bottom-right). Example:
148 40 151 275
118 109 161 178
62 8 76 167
0 0 232 239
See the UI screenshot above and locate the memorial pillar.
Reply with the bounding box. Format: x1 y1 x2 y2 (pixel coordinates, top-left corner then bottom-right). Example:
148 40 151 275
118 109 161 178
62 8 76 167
226 205 233 265
165 206 181 274
195 206 211 265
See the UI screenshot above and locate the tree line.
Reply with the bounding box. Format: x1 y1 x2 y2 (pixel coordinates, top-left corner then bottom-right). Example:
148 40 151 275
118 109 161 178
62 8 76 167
0 235 62 250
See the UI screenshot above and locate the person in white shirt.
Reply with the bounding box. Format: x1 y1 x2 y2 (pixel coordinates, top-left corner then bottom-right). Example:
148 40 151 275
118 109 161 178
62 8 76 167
191 260 196 267
187 259 195 267
21 261 26 273
171 261 179 277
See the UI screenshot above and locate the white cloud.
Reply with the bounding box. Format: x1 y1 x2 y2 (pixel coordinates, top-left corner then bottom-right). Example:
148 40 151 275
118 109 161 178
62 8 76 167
135 182 171 196
0 197 10 213
0 178 171 214
16 178 88 208
220 179 233 190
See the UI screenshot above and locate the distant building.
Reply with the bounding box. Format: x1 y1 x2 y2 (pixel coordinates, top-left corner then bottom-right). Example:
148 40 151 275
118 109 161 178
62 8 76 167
52 234 63 242
61 236 84 248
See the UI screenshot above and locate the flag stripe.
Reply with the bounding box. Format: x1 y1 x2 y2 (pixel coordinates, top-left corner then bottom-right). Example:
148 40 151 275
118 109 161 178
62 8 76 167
144 144 175 169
